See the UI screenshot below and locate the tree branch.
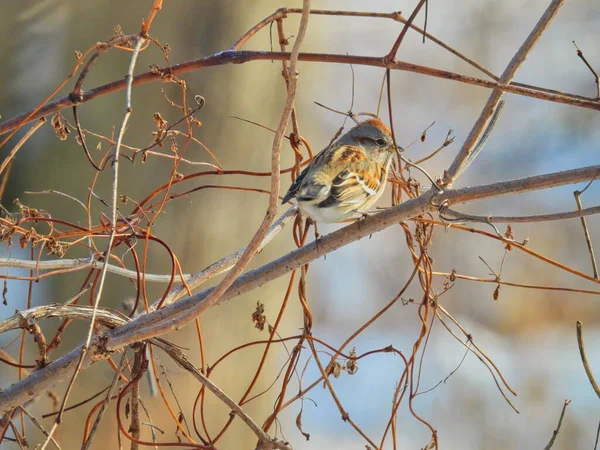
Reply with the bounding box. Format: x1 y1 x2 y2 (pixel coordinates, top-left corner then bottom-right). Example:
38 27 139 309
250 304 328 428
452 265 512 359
1 48 599 138
443 0 565 186
543 400 571 450
442 204 600 223
1 163 599 416
576 321 600 399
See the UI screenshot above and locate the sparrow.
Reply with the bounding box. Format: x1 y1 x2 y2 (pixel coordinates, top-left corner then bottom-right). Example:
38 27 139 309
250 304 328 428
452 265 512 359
282 118 398 223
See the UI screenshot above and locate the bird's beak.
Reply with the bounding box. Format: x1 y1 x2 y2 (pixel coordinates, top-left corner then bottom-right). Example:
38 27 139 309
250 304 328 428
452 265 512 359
390 144 404 153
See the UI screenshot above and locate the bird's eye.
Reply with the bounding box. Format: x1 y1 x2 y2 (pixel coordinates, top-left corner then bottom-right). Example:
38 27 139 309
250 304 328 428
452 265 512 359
375 138 386 146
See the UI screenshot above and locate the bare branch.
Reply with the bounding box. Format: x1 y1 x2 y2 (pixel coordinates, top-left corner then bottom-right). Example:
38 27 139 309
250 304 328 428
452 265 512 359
2 48 599 138
385 0 427 62
543 400 571 450
0 208 296 286
0 257 179 283
125 0 309 338
38 37 146 450
576 321 600 399
81 351 128 450
1 7 600 446
1 163 598 415
573 41 600 98
443 0 565 186
0 118 46 176
574 191 599 278
442 204 600 223
158 344 291 450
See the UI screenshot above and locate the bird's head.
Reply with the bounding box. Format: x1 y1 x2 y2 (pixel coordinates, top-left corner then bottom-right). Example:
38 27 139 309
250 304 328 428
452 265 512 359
339 118 401 160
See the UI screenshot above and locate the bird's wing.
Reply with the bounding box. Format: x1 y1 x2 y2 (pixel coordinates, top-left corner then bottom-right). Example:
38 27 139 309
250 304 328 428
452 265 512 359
281 146 332 204
282 145 385 207
281 165 309 204
318 165 384 208
318 146 386 208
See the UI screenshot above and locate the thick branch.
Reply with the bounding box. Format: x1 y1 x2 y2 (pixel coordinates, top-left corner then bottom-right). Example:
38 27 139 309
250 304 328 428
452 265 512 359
443 0 565 185
1 164 598 415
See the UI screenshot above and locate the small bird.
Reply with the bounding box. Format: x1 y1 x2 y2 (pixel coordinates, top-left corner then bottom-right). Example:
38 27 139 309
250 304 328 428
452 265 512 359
282 118 398 223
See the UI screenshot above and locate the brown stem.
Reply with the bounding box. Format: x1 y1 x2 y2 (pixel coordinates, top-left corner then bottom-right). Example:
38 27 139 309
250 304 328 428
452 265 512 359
543 400 571 450
576 321 600 399
574 191 599 278
1 48 599 139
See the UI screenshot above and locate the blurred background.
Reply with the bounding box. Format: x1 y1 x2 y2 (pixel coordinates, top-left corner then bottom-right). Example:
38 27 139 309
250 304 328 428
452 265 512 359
0 0 599 449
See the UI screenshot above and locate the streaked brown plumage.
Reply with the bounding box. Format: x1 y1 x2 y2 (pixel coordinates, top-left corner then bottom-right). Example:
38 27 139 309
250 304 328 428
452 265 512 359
282 119 397 223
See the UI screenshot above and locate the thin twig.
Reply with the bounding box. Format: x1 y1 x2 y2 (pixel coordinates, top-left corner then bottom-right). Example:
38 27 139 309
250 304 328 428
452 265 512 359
0 257 180 283
432 271 600 296
436 308 519 413
158 345 291 450
0 118 46 176
141 0 163 37
82 35 144 346
573 41 600 98
574 190 599 278
81 351 128 450
385 0 427 62
20 406 61 450
442 204 600 223
24 189 88 212
118 0 309 338
543 400 571 450
38 36 145 450
236 8 496 81
306 339 379 449
576 321 600 399
413 129 455 165
420 217 600 285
